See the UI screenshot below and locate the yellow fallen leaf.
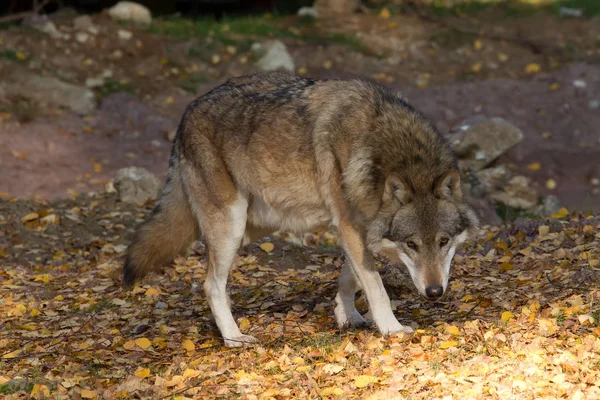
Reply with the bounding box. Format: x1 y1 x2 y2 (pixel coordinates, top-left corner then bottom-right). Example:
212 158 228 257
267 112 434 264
545 178 557 190
527 162 541 171
499 262 514 272
550 207 569 219
297 365 312 372
501 311 514 322
355 375 378 388
135 337 152 350
165 96 175 105
445 325 460 336
538 225 550 236
134 367 151 378
81 389 96 399
145 287 159 296
292 356 305 365
263 388 281 397
239 318 251 330
321 387 344 396
16 51 26 60
498 53 509 62
182 369 201 380
2 349 22 359
123 340 136 350
33 274 52 283
379 7 391 19
31 384 50 397
550 82 560 91
182 339 195 352
471 63 482 73
260 242 274 253
473 39 483 50
22 212 39 222
30 309 40 317
525 63 541 74
93 163 102 173
439 341 458 349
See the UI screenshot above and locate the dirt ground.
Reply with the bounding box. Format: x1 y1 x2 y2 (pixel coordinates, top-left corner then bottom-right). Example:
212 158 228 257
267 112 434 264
1 8 600 212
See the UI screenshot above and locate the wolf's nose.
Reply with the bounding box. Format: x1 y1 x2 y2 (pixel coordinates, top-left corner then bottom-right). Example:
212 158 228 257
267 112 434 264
425 285 443 298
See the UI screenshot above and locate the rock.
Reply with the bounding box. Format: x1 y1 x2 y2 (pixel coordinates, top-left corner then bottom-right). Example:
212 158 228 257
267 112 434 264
467 197 502 226
297 6 319 18
559 7 583 17
489 175 538 210
108 1 152 25
75 31 89 43
114 167 161 203
85 77 105 88
460 166 486 199
448 117 524 170
532 195 561 218
73 15 97 34
314 0 359 15
0 71 96 114
118 29 133 40
476 165 511 194
255 40 295 72
29 18 64 39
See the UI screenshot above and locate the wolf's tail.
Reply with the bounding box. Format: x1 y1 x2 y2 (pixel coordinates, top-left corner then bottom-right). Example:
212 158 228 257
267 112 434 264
122 168 200 287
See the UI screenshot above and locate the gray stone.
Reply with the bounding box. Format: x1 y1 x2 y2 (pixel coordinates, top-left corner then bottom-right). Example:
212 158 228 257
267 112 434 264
0 71 96 114
448 117 524 170
107 1 152 25
73 15 96 33
33 20 65 39
532 195 561 218
489 175 538 210
118 29 133 41
297 6 319 18
467 197 503 226
476 165 511 194
85 77 105 88
75 31 89 43
255 40 295 72
114 167 161 203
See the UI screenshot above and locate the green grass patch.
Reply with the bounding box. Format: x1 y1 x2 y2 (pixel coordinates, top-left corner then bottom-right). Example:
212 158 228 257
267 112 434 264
551 0 600 16
149 15 367 55
425 0 600 18
176 73 210 94
0 379 34 395
1 49 28 62
495 202 541 223
95 79 136 99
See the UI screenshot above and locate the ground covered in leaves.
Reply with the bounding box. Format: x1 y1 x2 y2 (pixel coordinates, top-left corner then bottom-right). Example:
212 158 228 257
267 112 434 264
1 193 599 399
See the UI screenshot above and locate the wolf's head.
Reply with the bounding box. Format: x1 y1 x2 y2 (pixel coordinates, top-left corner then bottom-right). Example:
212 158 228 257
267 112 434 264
368 170 478 299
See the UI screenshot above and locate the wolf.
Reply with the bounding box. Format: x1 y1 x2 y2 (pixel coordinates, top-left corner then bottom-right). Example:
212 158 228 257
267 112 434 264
123 72 478 347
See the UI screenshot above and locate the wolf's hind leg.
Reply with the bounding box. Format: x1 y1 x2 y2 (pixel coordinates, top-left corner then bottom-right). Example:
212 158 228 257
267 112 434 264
334 263 369 329
202 194 257 347
181 163 256 347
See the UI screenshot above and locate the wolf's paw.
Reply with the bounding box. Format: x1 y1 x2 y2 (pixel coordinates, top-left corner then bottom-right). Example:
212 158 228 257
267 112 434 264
394 324 415 334
336 310 370 330
224 334 258 348
377 319 416 336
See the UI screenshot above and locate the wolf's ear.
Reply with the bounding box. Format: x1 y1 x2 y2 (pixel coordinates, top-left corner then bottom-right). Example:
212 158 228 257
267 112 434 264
434 170 462 200
383 173 412 206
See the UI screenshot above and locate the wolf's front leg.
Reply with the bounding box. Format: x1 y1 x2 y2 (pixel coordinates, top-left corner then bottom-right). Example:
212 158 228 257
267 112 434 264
337 222 414 335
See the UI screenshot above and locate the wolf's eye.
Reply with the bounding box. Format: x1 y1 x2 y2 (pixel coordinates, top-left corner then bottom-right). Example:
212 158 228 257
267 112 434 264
406 241 418 250
439 238 449 247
